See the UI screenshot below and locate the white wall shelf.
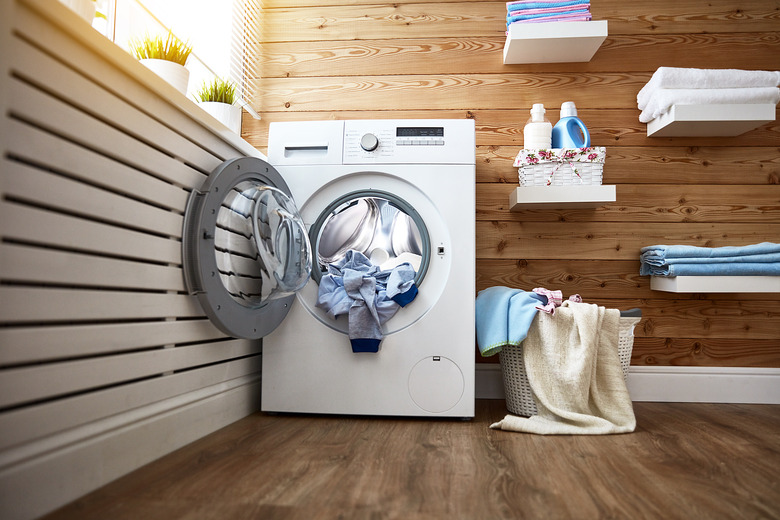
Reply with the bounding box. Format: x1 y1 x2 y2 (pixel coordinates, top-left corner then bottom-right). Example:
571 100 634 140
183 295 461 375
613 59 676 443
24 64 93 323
646 104 777 137
503 20 608 64
650 276 780 293
509 185 616 210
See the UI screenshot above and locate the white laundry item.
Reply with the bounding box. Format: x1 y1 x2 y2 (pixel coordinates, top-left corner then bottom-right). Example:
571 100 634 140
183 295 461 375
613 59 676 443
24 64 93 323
638 67 780 109
638 86 780 123
490 301 635 435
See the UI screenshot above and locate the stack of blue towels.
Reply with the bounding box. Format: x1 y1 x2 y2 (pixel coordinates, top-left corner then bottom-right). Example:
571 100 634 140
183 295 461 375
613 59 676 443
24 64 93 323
640 242 780 277
506 0 592 30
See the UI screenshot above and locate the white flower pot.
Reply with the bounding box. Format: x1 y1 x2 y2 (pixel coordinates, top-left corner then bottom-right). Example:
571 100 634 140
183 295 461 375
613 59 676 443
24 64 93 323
60 0 96 24
139 59 189 95
197 102 242 134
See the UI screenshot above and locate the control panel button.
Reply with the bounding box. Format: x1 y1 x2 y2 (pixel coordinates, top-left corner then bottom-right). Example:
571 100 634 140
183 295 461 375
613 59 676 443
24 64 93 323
360 133 379 152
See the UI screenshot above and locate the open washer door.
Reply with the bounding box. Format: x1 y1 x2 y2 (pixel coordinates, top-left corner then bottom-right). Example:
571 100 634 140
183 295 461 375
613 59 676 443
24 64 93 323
182 157 312 339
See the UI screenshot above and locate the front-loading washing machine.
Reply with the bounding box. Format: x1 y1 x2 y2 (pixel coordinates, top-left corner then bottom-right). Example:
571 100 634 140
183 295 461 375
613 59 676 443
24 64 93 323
182 119 475 418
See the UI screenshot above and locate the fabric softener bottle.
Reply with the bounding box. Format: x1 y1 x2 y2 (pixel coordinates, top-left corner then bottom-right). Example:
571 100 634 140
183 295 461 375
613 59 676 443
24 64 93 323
552 101 590 148
523 103 552 149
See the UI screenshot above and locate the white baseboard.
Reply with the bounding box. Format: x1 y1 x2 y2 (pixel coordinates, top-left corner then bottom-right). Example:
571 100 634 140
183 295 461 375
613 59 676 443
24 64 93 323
476 363 780 404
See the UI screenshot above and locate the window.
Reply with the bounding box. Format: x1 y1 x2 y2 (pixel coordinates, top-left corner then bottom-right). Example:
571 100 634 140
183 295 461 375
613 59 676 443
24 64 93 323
93 0 260 117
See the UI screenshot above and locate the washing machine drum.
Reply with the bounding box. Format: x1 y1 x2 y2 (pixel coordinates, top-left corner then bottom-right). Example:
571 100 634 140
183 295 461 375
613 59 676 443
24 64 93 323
182 157 312 339
309 192 430 285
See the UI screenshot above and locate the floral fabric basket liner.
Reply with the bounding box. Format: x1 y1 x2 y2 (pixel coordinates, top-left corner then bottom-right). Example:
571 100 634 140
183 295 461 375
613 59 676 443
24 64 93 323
514 147 606 186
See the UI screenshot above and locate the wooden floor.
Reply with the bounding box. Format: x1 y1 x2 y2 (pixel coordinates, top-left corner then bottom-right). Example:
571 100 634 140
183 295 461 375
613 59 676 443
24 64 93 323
43 400 780 520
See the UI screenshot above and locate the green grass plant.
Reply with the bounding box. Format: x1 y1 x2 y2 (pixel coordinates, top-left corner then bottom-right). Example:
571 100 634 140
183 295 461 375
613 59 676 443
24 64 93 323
195 78 238 105
130 31 192 66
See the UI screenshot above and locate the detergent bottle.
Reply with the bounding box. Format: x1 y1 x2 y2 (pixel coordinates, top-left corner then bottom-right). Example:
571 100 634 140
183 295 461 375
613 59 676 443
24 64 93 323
523 103 552 149
551 101 590 148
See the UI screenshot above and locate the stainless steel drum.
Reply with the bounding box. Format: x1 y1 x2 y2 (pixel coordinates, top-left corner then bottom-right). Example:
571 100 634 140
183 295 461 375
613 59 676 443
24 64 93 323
310 191 429 284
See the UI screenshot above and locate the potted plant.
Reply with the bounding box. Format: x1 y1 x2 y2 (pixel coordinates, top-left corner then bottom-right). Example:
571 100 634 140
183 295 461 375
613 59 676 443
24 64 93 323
195 78 242 134
129 31 193 95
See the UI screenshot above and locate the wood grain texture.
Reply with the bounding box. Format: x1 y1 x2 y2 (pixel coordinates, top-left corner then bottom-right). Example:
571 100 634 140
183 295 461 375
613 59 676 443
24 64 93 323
260 1 780 42
478 184 780 222
40 400 780 520
631 337 780 366
255 73 646 112
246 0 780 368
260 33 780 78
475 221 780 259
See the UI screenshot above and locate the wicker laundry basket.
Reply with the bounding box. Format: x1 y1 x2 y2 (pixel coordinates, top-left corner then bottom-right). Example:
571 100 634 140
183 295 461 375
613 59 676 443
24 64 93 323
514 147 606 186
499 313 641 417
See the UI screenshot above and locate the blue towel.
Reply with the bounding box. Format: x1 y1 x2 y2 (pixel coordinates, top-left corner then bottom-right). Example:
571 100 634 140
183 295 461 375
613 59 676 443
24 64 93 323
507 8 590 23
641 242 780 263
475 286 546 357
639 242 780 277
506 0 588 10
642 262 780 277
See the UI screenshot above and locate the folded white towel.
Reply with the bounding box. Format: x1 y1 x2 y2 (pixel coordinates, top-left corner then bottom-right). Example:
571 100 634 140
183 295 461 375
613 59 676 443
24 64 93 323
638 68 780 109
639 86 780 123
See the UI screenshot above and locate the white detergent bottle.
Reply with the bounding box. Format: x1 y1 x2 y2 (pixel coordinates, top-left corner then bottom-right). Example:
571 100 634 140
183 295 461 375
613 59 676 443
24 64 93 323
552 101 591 148
523 103 552 150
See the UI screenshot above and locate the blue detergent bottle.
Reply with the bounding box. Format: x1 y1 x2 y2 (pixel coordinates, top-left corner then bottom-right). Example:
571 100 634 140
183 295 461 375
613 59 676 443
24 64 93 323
552 101 590 148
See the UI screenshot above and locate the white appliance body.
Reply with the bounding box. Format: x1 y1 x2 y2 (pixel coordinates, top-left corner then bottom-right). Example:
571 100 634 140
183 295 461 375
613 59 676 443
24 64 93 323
262 120 476 417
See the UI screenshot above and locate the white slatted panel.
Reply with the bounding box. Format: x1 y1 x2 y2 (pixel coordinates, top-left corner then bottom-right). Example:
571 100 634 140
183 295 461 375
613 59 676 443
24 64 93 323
0 2 265 519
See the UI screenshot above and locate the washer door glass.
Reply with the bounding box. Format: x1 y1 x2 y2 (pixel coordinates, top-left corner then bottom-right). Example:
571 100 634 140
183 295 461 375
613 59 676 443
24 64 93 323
182 157 312 339
310 191 429 284
218 183 311 306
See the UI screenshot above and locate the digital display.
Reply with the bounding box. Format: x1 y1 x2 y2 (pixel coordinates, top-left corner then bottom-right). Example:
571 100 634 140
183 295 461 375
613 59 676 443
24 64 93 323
396 127 444 137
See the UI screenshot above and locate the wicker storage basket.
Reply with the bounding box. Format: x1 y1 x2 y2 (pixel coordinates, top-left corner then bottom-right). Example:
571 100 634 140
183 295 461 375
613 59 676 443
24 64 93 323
499 314 641 417
514 147 606 187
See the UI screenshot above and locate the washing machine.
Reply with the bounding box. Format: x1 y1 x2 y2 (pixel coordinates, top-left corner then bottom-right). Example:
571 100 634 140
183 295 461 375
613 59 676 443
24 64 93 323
182 119 475 418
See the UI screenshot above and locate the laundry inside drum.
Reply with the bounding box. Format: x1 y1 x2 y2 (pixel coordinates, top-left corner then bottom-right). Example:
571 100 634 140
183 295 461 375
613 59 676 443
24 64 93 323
316 196 425 274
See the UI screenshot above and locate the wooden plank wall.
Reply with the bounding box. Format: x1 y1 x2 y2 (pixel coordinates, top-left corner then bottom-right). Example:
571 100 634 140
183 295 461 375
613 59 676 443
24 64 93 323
242 0 780 369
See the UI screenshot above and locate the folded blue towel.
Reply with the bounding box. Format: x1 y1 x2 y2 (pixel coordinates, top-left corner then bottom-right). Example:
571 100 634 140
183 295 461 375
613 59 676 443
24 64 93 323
642 262 780 277
640 242 780 277
507 9 590 23
641 242 780 263
475 286 546 357
506 0 588 10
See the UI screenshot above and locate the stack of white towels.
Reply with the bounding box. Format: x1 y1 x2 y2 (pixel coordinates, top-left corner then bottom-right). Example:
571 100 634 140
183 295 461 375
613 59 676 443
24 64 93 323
637 67 780 123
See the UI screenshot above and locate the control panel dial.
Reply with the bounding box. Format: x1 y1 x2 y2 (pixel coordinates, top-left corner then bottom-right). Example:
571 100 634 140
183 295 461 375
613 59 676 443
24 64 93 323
360 133 379 152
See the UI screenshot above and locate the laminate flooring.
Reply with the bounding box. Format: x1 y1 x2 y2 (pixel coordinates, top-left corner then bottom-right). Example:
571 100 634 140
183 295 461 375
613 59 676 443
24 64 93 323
42 400 780 520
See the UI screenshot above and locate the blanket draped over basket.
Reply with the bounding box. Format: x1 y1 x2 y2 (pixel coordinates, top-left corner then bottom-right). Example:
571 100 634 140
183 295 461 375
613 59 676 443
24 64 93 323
491 301 636 435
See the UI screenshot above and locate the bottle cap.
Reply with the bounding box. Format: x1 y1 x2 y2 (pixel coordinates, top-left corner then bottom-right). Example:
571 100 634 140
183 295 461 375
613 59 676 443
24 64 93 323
560 101 578 117
530 103 546 121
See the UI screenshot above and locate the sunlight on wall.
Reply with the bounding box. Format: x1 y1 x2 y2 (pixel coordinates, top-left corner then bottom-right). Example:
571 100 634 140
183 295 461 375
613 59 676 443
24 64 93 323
110 0 236 99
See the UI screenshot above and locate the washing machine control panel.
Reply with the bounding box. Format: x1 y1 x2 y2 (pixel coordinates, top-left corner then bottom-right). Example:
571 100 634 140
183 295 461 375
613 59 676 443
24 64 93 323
343 120 474 165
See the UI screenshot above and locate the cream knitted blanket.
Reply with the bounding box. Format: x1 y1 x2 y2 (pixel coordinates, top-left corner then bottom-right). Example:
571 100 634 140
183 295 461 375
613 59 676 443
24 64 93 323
491 301 636 435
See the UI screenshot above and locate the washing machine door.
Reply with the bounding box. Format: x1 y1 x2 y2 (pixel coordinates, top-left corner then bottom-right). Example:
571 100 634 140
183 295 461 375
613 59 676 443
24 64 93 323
182 157 312 339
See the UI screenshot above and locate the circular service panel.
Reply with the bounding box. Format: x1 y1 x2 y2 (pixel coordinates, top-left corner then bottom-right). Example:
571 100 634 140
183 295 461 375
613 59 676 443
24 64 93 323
182 157 312 339
408 356 464 413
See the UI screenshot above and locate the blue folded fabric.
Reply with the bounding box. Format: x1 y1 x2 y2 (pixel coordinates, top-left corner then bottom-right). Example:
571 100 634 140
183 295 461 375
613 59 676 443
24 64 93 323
475 286 546 357
641 242 780 263
642 262 780 277
317 250 418 352
507 9 590 23
506 0 588 10
639 242 780 277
